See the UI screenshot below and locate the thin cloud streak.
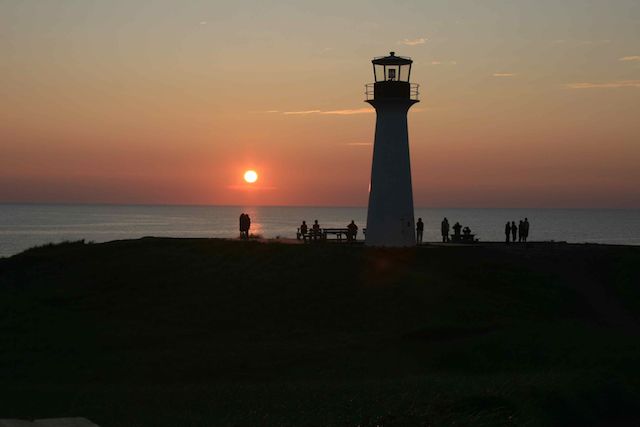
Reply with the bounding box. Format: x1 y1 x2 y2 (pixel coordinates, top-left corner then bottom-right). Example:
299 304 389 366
321 108 373 115
619 56 640 62
345 142 373 146
227 185 277 191
283 110 322 115
493 73 516 77
552 39 611 46
399 37 428 46
283 108 374 116
566 80 640 89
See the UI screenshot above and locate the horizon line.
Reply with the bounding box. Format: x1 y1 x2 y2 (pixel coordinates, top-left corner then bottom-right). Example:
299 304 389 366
0 202 638 211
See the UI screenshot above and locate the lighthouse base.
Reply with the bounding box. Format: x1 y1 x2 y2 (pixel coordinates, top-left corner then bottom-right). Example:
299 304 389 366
365 98 417 247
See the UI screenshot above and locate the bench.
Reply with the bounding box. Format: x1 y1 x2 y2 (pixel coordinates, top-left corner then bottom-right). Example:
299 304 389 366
296 228 322 242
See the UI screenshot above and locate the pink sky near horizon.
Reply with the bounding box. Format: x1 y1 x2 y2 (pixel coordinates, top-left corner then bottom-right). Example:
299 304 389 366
1 0 639 208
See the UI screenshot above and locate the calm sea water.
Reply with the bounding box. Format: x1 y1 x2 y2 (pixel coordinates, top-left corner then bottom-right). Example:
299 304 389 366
0 204 638 257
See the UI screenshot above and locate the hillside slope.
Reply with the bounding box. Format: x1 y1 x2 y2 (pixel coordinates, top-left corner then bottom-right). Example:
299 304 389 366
1 238 639 426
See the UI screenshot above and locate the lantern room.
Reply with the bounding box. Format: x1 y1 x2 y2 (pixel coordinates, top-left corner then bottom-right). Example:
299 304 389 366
372 51 412 82
366 52 419 101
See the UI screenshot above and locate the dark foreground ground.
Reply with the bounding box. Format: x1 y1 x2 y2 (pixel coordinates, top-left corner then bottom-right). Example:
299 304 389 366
1 238 639 426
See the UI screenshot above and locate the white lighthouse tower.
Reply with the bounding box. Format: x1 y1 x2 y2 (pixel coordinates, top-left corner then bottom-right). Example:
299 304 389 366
365 52 419 247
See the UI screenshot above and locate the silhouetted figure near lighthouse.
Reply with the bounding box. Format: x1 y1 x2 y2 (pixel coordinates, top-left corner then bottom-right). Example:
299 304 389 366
416 218 424 244
511 221 517 243
239 213 246 239
365 52 420 247
518 220 524 242
453 222 462 239
347 220 358 241
441 217 450 243
312 220 321 241
523 217 530 242
505 221 511 243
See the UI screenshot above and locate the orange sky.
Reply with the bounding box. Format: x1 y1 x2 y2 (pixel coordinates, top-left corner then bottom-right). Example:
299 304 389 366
1 0 639 208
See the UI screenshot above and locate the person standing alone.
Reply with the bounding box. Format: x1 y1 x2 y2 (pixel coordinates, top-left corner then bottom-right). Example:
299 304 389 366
239 213 246 239
245 214 251 238
441 217 450 243
416 218 424 245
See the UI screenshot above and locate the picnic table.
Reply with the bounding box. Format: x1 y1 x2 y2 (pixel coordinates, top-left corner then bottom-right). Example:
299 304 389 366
450 233 478 243
296 227 366 242
322 228 351 241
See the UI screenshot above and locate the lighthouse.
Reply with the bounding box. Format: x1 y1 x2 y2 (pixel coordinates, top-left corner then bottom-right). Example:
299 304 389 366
365 52 419 247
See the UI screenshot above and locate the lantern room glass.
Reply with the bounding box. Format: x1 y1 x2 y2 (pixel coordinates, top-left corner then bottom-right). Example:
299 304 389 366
373 63 411 82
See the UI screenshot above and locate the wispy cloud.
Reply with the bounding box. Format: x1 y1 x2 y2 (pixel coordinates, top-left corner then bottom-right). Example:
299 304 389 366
430 60 457 65
399 37 428 46
283 110 322 115
227 185 277 191
265 110 280 113
566 80 640 89
493 73 516 77
552 39 611 46
321 108 373 115
345 142 373 146
283 108 374 116
619 56 640 62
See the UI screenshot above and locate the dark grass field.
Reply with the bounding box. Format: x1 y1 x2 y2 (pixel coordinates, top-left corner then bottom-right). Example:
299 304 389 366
1 238 639 426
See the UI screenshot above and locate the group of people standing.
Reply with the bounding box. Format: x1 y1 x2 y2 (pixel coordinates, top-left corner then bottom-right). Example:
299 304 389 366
505 218 530 243
240 212 531 244
417 217 460 243
239 213 252 239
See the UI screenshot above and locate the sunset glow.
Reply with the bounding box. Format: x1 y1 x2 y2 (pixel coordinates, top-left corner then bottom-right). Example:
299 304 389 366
1 1 639 208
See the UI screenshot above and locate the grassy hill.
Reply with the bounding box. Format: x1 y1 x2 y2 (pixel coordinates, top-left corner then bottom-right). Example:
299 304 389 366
1 238 639 426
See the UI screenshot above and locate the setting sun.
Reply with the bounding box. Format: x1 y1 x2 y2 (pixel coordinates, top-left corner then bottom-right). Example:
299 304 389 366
244 170 258 184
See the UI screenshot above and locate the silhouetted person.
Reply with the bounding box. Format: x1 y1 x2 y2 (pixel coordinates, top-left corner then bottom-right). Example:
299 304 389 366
505 221 511 243
312 220 321 240
463 226 471 236
245 214 251 238
239 213 247 239
300 220 308 240
347 220 358 241
518 220 524 242
511 221 517 242
523 217 530 242
441 217 450 242
416 218 424 244
453 222 462 236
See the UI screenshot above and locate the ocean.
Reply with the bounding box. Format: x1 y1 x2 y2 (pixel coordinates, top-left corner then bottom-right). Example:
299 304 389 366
0 204 638 257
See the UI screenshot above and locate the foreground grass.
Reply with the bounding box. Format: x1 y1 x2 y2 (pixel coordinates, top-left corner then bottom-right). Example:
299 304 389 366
0 238 639 426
